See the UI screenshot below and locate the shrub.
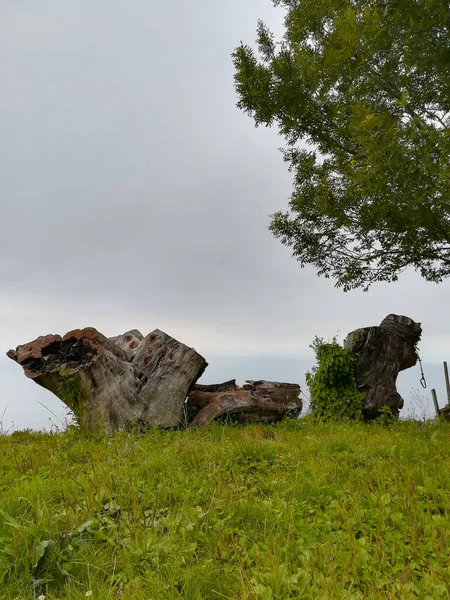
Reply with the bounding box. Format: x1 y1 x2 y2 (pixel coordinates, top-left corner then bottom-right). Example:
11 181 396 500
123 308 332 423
306 337 365 421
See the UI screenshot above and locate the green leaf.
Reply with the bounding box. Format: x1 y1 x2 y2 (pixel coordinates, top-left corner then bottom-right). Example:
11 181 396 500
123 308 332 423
77 519 95 533
381 493 391 506
34 539 55 569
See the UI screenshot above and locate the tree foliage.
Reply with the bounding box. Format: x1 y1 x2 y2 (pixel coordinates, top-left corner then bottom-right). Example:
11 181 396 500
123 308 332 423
232 0 450 289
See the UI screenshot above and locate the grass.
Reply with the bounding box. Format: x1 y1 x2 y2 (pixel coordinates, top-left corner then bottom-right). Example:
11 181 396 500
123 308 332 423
0 419 449 599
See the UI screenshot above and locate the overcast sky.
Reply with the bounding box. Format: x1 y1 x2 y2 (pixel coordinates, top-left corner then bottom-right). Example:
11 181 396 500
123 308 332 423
1 0 448 430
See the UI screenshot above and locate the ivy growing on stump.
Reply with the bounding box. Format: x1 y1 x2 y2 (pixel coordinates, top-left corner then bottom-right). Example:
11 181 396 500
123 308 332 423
306 337 365 421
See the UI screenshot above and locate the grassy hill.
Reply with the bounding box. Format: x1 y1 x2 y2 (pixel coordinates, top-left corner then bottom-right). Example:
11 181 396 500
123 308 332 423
0 420 449 599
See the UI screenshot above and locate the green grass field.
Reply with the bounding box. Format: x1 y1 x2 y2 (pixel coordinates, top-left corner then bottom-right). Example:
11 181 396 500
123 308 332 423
0 419 449 599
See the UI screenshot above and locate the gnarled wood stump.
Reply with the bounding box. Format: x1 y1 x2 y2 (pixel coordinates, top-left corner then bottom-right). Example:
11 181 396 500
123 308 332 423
439 405 450 421
7 328 207 434
187 380 302 427
344 314 422 419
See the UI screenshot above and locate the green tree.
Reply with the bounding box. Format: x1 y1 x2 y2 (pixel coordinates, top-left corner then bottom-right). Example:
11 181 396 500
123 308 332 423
232 0 450 290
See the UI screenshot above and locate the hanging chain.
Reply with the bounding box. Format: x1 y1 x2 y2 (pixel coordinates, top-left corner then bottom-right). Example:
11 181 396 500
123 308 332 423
416 347 427 389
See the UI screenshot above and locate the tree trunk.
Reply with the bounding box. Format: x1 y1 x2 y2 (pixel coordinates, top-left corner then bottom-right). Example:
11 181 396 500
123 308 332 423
343 314 422 419
188 380 302 427
7 328 207 434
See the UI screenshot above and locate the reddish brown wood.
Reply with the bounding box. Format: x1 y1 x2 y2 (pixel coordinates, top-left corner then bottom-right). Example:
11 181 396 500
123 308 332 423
188 380 302 427
193 380 238 393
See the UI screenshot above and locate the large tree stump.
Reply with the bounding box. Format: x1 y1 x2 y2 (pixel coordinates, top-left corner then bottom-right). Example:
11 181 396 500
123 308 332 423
187 380 302 427
343 314 422 419
7 328 207 434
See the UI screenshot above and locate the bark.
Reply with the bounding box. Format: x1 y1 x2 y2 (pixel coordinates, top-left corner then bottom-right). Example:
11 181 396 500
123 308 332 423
343 314 422 419
187 380 238 412
7 328 207 434
193 380 238 393
188 380 302 427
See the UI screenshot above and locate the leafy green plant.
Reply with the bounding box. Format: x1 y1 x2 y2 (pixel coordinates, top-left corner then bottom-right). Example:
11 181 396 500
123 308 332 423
58 375 83 426
375 405 397 426
306 336 365 421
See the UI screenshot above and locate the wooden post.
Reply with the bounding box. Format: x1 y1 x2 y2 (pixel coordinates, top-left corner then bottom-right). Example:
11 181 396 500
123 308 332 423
444 361 450 404
431 389 440 418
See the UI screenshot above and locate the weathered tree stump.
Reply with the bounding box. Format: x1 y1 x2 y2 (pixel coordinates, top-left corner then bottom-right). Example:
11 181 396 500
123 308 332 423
7 328 207 434
440 405 450 421
344 314 422 419
187 380 302 427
